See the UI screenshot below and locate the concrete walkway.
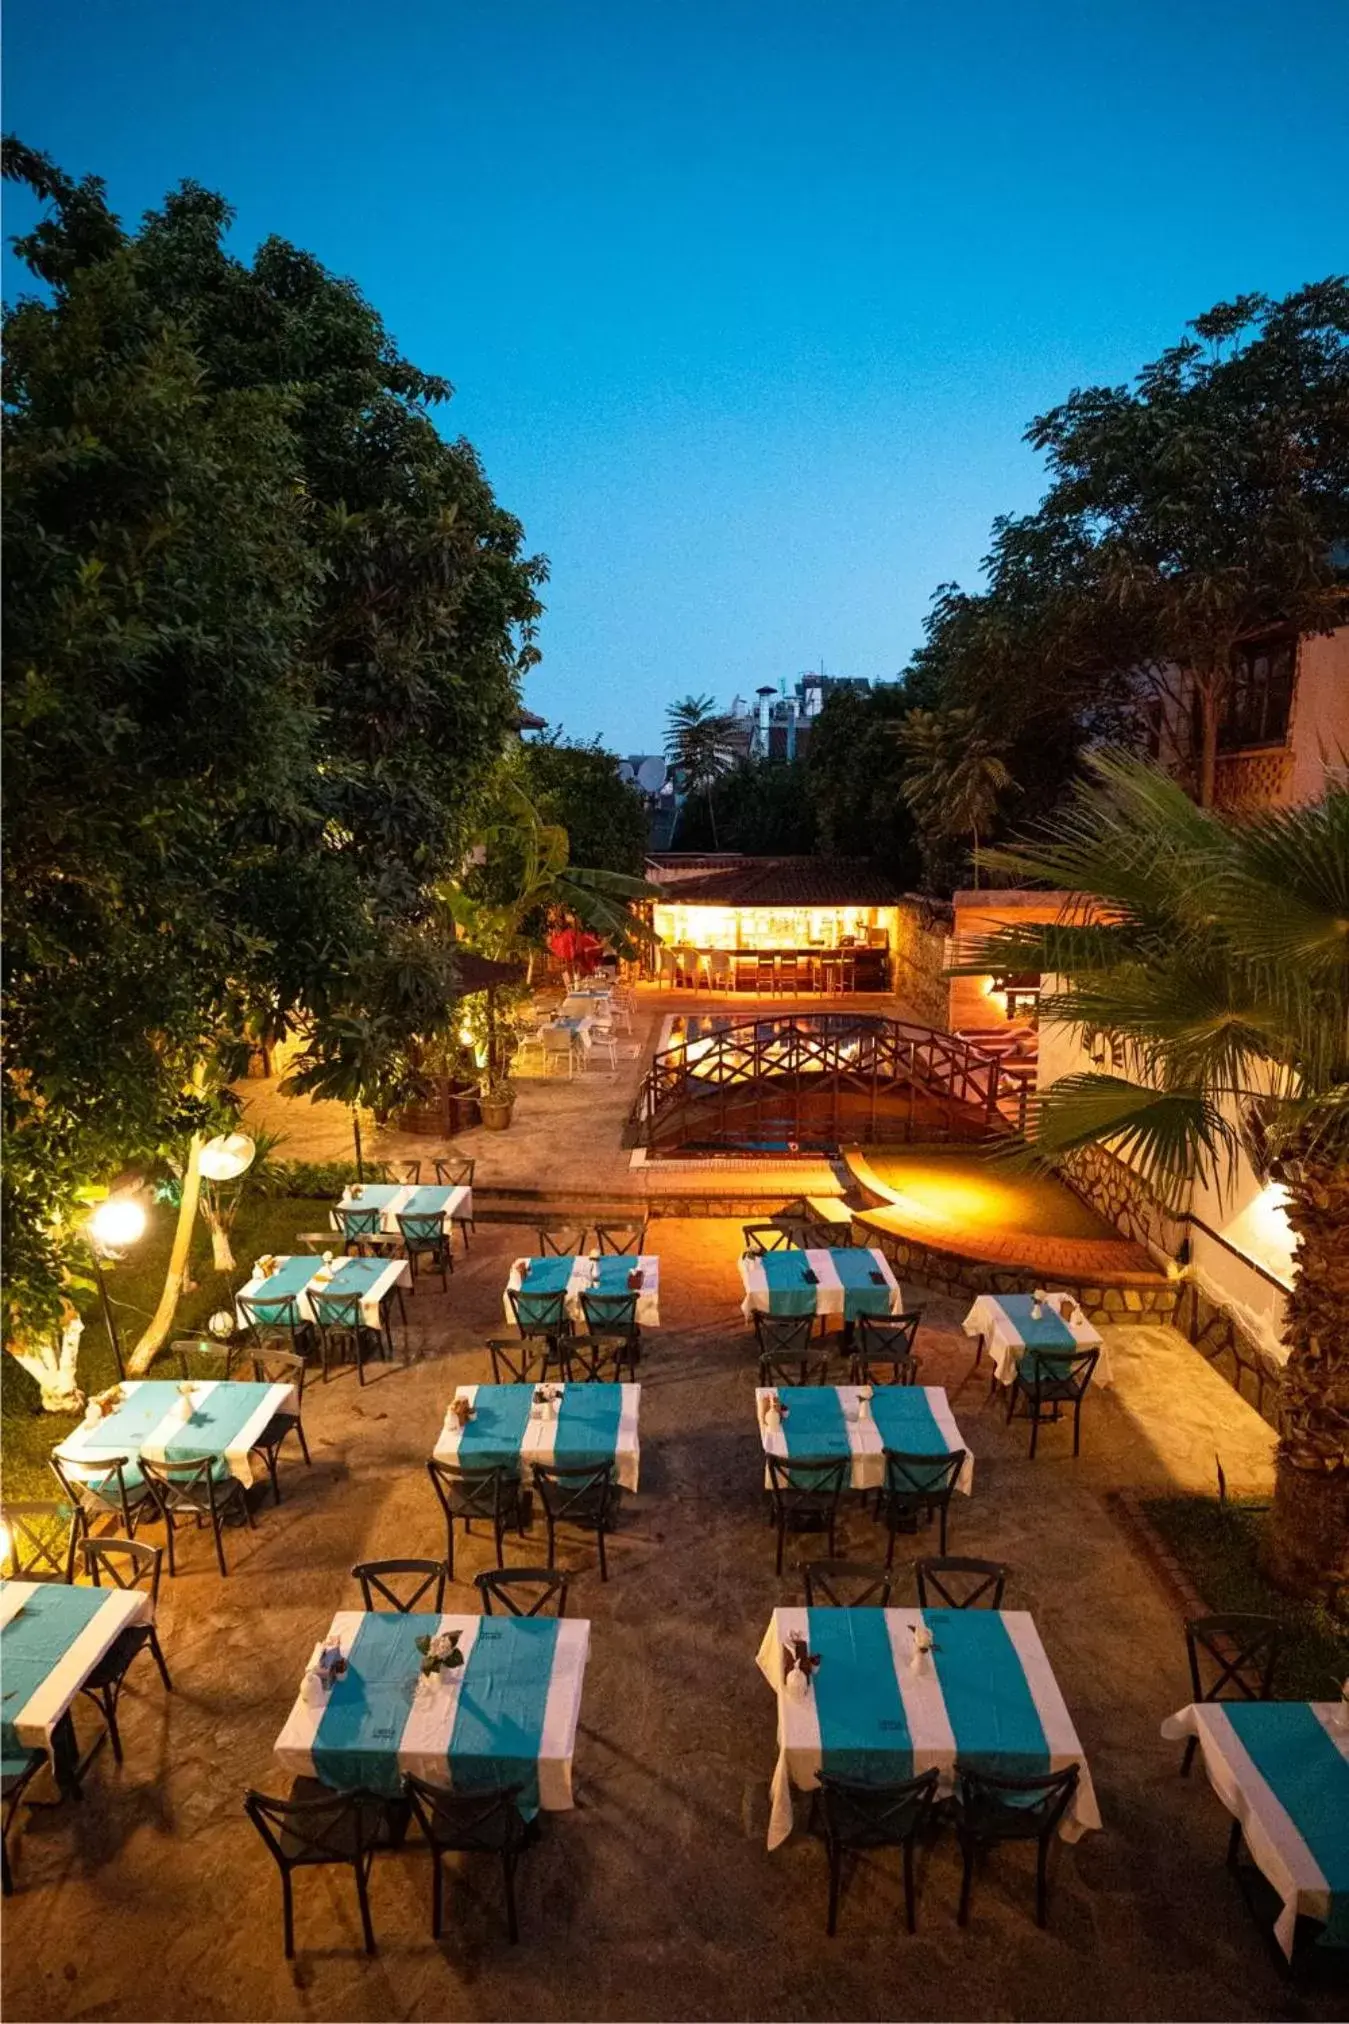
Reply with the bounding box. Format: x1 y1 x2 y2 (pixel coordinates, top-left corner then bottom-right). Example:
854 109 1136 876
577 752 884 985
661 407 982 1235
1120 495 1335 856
4 1220 1315 2024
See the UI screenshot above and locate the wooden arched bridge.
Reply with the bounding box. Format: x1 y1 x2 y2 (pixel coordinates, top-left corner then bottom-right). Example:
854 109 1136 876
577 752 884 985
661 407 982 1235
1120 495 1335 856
625 1012 1032 1155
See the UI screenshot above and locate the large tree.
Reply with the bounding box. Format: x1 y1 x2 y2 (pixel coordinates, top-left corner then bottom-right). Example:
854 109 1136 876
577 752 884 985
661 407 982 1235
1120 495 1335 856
672 756 818 855
965 755 1349 1604
1025 282 1349 804
2 141 544 1385
521 735 649 877
807 683 921 882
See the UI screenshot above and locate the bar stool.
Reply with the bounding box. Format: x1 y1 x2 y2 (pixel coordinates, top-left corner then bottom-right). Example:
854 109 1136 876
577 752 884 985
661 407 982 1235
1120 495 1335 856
755 954 776 996
840 953 857 995
777 954 798 997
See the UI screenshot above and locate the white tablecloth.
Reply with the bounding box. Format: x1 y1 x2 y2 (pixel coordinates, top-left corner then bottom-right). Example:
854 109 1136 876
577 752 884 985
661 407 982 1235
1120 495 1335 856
1160 1701 1349 1958
754 1385 973 1493
962 1292 1109 1386
237 1256 409 1331
433 1382 642 1491
739 1247 904 1322
0 1581 151 1763
756 1605 1101 1850
273 1610 590 1807
504 1256 661 1329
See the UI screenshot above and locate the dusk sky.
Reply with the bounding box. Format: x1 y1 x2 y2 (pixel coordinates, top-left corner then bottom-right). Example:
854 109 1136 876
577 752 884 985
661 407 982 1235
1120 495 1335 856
5 0 1347 754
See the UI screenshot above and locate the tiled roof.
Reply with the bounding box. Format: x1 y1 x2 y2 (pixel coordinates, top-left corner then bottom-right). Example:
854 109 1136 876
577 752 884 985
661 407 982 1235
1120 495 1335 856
646 856 906 906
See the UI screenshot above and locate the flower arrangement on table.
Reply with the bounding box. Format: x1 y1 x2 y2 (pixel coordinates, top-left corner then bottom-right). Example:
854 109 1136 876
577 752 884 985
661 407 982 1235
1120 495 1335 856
532 1384 563 1416
415 1628 464 1677
782 1632 821 1695
451 1394 476 1428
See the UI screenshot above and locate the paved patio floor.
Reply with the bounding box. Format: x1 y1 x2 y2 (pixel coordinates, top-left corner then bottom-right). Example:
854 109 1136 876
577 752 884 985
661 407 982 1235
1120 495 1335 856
5 1220 1327 2024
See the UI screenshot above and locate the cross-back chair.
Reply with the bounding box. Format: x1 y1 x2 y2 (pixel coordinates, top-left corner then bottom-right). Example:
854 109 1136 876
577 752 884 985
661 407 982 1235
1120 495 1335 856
1006 1347 1099 1458
801 1560 893 1608
914 1556 1008 1610
956 1764 1081 1928
243 1348 310 1505
754 1312 828 1387
1179 1614 1284 1776
243 1782 397 1959
79 1538 172 1768
876 1449 965 1565
532 1461 619 1582
404 1775 531 1943
593 1222 647 1256
474 1566 569 1617
140 1454 253 1577
351 1558 448 1614
849 1312 922 1386
766 1454 848 1577
816 1768 941 1935
0 1501 74 1582
426 1459 529 1581
396 1211 453 1294
49 1454 155 1558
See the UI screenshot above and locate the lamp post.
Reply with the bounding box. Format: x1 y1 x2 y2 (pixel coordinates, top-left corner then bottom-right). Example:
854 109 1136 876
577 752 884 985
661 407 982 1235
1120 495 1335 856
86 1196 148 1384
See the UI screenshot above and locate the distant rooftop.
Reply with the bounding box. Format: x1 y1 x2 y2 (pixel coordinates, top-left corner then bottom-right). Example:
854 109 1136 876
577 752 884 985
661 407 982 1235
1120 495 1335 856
645 853 906 906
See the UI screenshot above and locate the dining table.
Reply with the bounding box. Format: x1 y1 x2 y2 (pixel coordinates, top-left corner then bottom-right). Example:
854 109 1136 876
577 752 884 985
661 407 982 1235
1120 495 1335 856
1 1579 151 1791
962 1292 1109 1387
1161 1699 1349 1958
273 1609 591 1811
740 1246 905 1324
236 1252 409 1334
54 1378 295 1488
433 1381 641 1490
755 1384 973 1493
334 1180 472 1236
756 1603 1101 1850
504 1253 661 1329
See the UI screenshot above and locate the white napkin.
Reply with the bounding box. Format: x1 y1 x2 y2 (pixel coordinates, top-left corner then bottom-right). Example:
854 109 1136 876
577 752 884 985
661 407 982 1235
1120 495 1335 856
301 1644 327 1706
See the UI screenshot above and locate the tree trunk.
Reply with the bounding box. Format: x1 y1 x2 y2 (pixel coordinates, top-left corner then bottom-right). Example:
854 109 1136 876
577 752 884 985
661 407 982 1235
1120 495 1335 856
706 780 719 850
1194 669 1224 809
5 1304 86 1411
128 1130 204 1375
1258 1154 1349 1606
970 822 980 890
352 1107 365 1181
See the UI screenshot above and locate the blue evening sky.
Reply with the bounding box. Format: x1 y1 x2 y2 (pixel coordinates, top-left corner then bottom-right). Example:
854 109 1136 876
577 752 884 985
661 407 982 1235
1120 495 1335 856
5 1 1347 753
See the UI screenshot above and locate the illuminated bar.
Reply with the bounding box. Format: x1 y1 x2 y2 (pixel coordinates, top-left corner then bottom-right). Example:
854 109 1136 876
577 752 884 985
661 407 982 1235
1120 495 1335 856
642 855 900 991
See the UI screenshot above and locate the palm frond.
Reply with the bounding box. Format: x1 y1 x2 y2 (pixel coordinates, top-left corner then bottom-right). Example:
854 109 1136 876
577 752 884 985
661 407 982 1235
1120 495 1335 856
1020 1071 1238 1207
948 920 1140 979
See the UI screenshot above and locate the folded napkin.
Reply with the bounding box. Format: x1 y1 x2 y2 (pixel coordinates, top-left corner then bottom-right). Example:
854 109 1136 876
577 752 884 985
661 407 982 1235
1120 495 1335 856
301 1644 328 1706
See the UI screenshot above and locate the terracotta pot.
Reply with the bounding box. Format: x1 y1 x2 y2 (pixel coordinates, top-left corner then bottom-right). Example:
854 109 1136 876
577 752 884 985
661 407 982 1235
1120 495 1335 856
480 1093 515 1132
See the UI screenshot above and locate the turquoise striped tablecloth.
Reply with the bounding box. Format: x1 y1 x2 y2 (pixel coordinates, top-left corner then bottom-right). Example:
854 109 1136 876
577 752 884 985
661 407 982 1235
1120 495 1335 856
1221 1702 1349 1949
869 1387 952 1454
551 1385 623 1470
297 1613 564 1811
323 1255 396 1303
809 1606 1050 1783
780 1388 852 1463
451 1385 537 1472
995 1294 1077 1351
758 1252 819 1317
829 1247 894 1319
591 1255 642 1297
1 1585 111 1758
245 1254 319 1310
402 1184 458 1222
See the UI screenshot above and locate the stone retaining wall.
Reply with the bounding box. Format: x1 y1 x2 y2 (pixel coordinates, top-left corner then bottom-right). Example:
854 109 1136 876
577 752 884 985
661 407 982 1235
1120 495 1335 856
853 1217 1179 1327
1057 1144 1185 1264
891 897 951 1029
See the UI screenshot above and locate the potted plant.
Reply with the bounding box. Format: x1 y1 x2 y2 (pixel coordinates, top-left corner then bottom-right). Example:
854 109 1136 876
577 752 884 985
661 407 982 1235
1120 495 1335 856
479 1073 516 1131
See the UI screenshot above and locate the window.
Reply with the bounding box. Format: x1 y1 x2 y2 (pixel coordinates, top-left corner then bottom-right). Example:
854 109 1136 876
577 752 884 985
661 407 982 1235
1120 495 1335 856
1218 637 1296 752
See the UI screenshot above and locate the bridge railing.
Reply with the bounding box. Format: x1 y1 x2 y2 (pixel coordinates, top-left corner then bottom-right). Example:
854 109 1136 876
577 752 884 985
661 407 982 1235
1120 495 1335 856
626 1013 1025 1147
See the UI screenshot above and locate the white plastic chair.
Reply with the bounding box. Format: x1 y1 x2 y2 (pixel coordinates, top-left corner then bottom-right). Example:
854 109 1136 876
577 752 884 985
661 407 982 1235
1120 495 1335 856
586 1030 619 1071
542 1027 578 1078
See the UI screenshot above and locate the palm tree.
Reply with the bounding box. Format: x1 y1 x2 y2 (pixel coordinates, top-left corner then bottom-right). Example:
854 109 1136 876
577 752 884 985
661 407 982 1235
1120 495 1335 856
664 694 742 849
899 707 1016 886
963 754 1349 1603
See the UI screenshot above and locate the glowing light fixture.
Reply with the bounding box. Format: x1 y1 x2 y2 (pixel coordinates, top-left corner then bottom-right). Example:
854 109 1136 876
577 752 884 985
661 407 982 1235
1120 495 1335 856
208 1308 237 1340
199 1132 256 1182
88 1197 147 1251
0 1516 12 1578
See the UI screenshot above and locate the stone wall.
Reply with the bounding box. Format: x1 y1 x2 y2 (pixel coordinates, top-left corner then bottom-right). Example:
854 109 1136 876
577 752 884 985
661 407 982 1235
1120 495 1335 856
1057 1145 1185 1266
1177 1279 1284 1432
891 897 951 1030
853 1217 1179 1328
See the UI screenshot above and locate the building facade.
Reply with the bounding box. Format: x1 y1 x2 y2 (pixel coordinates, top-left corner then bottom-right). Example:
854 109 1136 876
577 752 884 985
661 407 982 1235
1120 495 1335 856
1154 621 1349 811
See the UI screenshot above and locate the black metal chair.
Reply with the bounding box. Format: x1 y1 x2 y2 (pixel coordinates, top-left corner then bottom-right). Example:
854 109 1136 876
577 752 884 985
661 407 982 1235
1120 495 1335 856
486 1337 549 1386
243 1781 397 1959
506 1287 571 1374
915 1557 1008 1610
398 1160 422 1185
172 1335 237 1382
244 1349 311 1505
535 1227 587 1257
849 1312 923 1386
49 1454 155 1558
802 1560 893 1608
1179 1614 1284 1776
816 1768 941 1935
2 1751 45 1896
766 1454 848 1577
404 1775 532 1943
532 1462 619 1582
955 1764 1081 1928
79 1538 172 1768
351 1559 448 1613
238 1290 316 1363
396 1211 453 1294
433 1156 476 1246
578 1291 640 1380
140 1455 254 1577
593 1222 647 1256
312 1290 387 1386
333 1204 391 1256
0 1500 74 1582
876 1450 965 1566
1006 1347 1100 1458
561 1334 628 1384
475 1566 569 1617
426 1459 529 1581
755 1312 827 1386
743 1223 801 1254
